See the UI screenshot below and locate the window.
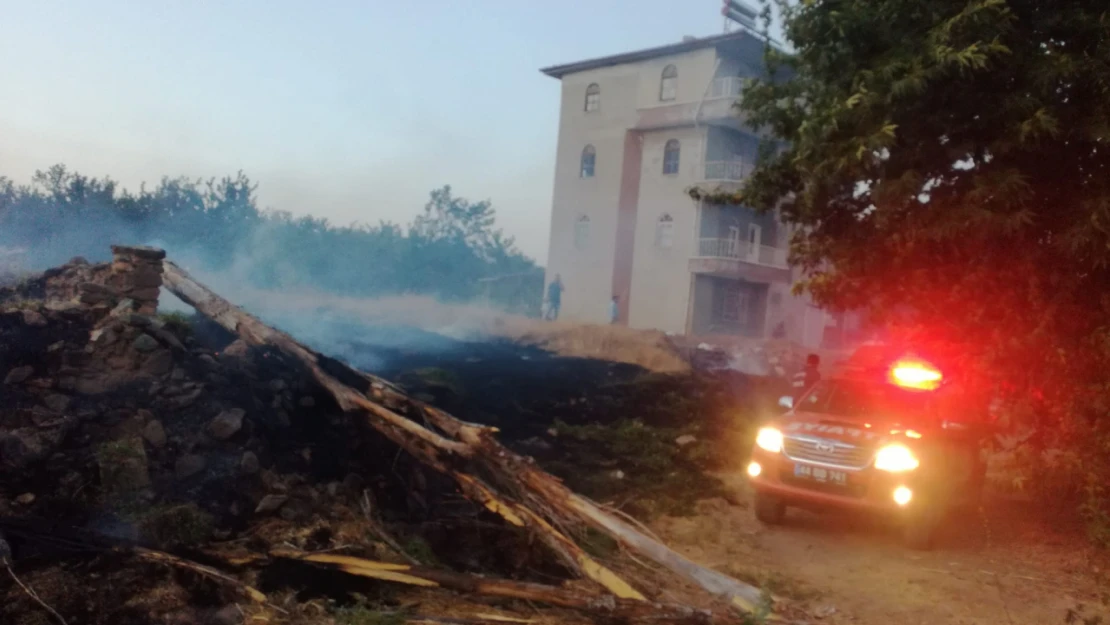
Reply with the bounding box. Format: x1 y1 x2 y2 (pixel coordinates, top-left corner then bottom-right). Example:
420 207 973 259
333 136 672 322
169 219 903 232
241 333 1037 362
662 139 680 175
584 83 600 112
655 214 674 248
574 215 591 250
580 145 596 178
660 65 678 101
715 282 750 323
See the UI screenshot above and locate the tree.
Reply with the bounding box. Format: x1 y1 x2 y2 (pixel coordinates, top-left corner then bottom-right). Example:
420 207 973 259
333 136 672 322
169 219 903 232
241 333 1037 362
732 0 1110 540
0 166 540 314
407 185 537 299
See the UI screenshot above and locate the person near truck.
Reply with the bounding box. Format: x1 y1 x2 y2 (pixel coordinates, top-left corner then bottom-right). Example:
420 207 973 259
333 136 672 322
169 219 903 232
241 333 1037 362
792 353 821 401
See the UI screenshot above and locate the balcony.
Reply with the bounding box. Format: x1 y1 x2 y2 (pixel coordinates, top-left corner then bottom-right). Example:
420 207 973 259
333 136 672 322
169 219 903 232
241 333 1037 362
708 76 744 99
689 237 792 283
703 159 749 182
697 238 788 268
634 77 749 131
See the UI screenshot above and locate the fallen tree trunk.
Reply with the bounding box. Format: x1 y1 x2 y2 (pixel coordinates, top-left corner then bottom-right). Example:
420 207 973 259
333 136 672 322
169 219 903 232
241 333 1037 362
161 261 765 613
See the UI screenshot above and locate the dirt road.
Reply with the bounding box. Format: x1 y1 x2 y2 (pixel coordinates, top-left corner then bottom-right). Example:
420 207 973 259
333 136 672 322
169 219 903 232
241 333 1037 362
652 473 1108 625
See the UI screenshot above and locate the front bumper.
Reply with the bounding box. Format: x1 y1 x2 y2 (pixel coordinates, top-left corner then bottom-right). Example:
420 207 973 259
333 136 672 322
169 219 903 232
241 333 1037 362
747 447 922 514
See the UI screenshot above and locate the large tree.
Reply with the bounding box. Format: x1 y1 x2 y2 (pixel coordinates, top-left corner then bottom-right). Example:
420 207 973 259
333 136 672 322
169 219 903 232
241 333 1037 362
731 0 1110 538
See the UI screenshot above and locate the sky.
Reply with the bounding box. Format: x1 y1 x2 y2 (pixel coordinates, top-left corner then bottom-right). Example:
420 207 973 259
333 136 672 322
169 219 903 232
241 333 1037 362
0 0 776 263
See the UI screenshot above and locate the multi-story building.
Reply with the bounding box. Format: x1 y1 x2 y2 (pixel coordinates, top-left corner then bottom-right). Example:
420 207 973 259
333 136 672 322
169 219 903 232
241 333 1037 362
540 30 834 346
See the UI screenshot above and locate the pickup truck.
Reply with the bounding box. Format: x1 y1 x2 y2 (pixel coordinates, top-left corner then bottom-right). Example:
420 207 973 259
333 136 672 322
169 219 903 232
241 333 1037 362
746 345 988 549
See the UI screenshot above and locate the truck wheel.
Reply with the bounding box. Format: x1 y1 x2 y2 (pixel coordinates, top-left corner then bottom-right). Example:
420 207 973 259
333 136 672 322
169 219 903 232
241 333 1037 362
754 492 786 525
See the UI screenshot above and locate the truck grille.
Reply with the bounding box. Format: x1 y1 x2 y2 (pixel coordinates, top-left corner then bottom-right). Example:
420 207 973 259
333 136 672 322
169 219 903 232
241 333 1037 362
783 436 873 470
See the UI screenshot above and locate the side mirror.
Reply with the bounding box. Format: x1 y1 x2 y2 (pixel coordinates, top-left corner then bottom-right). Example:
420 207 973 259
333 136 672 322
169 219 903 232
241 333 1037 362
778 396 794 410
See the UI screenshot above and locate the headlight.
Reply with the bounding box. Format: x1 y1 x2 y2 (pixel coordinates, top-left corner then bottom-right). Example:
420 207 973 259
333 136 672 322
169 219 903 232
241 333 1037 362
874 444 919 472
755 427 784 453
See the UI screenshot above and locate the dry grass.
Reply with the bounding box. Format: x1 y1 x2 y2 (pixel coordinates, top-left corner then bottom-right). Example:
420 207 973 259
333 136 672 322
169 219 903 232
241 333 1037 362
506 320 689 373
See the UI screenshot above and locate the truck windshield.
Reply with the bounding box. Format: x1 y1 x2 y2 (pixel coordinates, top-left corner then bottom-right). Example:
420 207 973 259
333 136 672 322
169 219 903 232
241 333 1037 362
797 379 931 420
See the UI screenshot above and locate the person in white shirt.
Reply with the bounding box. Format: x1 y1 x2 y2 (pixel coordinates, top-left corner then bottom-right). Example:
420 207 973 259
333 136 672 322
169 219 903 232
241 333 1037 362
608 295 619 324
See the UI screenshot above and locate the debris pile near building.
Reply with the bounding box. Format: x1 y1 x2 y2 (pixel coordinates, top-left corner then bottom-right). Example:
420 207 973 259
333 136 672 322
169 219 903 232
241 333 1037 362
674 335 847 381
0 246 777 625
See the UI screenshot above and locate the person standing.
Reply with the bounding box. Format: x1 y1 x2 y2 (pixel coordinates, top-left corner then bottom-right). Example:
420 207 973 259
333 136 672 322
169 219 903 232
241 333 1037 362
545 274 564 321
608 295 619 325
792 353 821 401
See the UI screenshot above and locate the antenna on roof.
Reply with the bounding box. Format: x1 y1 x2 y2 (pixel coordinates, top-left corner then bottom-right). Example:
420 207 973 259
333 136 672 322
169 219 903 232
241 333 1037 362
721 0 759 34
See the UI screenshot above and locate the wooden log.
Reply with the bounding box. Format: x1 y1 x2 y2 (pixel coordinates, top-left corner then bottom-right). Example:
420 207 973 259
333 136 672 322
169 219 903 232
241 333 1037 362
161 261 645 602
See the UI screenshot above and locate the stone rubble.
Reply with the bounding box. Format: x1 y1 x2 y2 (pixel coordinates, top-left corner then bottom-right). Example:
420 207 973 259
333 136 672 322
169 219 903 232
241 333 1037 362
108 245 166 315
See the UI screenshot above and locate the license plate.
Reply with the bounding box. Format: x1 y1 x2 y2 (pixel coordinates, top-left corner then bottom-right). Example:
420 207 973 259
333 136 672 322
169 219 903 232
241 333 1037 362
794 464 847 485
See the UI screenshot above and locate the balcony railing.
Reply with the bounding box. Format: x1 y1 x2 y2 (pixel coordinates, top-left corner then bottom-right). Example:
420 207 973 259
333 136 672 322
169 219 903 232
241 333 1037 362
695 237 789 269
704 159 749 182
709 76 744 99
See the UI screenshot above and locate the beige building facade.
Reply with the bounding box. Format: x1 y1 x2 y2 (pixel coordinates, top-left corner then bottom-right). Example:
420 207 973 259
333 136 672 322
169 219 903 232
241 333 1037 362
541 31 836 347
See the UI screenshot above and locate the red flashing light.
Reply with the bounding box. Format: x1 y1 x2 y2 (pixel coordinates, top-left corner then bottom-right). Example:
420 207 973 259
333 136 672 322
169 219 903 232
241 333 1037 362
889 359 943 390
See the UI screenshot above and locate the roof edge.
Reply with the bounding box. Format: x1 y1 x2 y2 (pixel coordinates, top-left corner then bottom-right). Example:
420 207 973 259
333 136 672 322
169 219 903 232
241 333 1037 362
540 30 771 79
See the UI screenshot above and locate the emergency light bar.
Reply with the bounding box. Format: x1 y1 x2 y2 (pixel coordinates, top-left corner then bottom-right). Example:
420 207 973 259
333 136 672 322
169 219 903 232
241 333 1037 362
889 359 943 390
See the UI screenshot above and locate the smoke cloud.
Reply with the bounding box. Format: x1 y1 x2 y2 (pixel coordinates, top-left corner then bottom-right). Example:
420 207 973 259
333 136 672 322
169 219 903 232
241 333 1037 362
0 164 543 369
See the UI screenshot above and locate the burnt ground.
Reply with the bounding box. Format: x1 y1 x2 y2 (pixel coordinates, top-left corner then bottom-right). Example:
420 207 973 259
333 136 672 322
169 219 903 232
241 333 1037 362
267 317 787 517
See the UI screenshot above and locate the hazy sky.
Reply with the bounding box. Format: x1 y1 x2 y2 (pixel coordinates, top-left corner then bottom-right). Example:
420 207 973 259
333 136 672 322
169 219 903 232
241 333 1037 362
0 1 771 262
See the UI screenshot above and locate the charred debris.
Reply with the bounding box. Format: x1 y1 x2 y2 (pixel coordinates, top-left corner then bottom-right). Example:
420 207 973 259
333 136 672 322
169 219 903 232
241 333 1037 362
0 246 787 625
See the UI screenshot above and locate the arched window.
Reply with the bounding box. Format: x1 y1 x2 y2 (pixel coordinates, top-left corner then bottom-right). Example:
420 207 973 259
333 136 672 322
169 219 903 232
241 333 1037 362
660 65 678 101
663 139 681 175
574 215 591 250
584 83 600 112
655 214 674 248
580 145 596 178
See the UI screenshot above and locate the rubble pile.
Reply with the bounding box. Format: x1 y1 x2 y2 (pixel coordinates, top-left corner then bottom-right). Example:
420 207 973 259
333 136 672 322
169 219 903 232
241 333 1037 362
675 336 846 380
0 246 773 625
0 250 549 623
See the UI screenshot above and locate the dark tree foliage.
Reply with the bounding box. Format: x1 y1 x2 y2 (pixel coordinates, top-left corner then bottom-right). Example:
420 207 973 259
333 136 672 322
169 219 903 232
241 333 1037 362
733 1 1110 541
0 165 539 311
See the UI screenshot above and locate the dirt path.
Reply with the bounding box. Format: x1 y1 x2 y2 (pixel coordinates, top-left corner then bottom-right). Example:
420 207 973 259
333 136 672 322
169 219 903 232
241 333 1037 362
651 473 1108 625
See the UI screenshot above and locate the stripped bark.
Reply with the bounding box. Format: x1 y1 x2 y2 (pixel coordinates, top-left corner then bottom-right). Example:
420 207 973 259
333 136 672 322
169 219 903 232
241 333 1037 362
161 260 765 613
